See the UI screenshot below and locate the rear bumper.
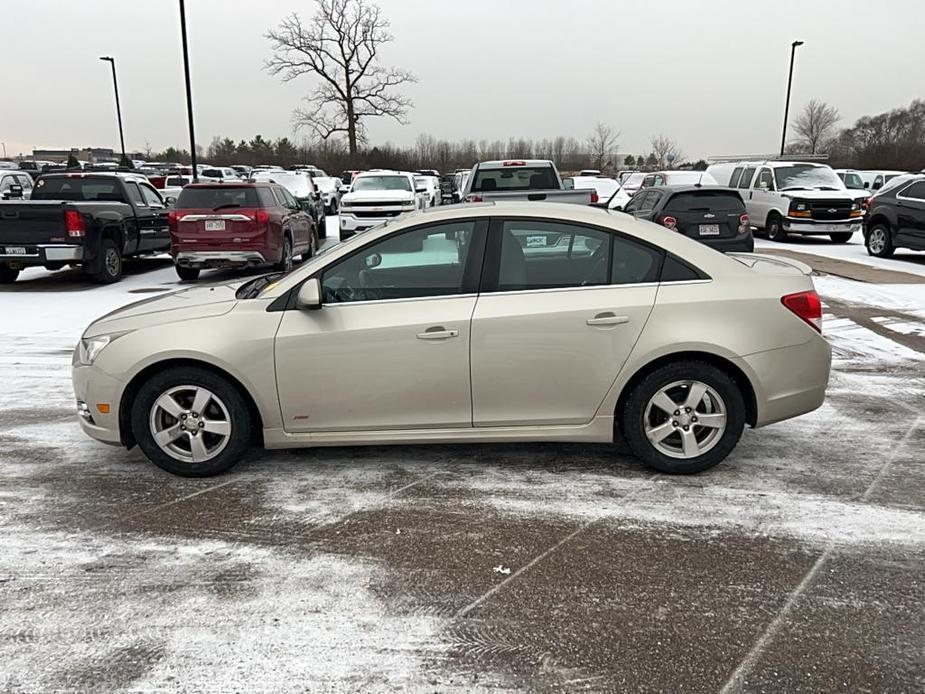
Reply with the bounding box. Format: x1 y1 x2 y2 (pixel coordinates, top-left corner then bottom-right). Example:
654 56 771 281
692 233 754 253
743 335 831 427
0 243 84 266
782 218 861 235
175 250 268 268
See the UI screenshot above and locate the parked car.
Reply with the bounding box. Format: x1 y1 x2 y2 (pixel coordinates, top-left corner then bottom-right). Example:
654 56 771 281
461 160 594 204
832 168 873 208
72 201 831 478
230 165 252 179
640 171 719 188
440 174 458 204
160 174 192 206
863 174 925 258
569 175 620 203
620 186 753 252
199 167 240 183
0 170 34 199
577 169 601 177
313 176 339 214
724 161 861 242
858 170 906 191
169 183 316 281
338 170 423 239
249 170 327 239
414 175 440 207
0 173 169 283
619 171 647 196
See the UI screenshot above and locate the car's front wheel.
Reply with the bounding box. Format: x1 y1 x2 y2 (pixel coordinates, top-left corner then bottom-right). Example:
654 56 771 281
620 361 746 474
132 366 252 477
866 223 895 258
0 265 19 284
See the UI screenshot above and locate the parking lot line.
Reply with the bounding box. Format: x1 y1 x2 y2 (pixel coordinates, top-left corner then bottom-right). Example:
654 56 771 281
718 415 923 694
454 472 660 619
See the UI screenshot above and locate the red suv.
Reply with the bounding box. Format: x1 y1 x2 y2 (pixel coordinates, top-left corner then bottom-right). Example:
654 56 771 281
168 183 316 281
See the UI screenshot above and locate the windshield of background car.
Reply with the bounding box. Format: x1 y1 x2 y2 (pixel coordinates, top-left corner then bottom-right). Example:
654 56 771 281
31 177 121 201
176 186 260 208
471 166 557 192
776 165 844 190
841 173 865 189
351 175 412 192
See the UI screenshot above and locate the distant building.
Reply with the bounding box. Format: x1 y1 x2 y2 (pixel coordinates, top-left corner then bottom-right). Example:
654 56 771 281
30 147 143 164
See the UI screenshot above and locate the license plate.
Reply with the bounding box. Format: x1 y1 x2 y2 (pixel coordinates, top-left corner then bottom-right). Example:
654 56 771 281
205 220 226 231
4 246 26 255
699 224 720 236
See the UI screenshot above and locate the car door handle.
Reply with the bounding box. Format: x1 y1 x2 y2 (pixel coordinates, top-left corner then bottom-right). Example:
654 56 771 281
416 327 459 340
587 312 629 326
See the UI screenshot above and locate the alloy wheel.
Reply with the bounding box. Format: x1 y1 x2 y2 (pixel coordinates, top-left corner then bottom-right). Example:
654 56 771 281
868 228 886 254
149 385 232 463
643 380 727 459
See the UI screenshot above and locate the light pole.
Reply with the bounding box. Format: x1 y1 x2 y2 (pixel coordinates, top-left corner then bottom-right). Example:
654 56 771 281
178 0 198 181
780 40 804 157
99 56 127 166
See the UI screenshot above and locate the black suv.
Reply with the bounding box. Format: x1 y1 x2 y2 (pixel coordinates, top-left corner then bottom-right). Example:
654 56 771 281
864 175 925 257
621 186 754 252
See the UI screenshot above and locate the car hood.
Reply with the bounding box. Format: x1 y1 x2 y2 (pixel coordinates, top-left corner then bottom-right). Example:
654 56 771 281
84 282 240 337
780 189 854 200
343 190 414 204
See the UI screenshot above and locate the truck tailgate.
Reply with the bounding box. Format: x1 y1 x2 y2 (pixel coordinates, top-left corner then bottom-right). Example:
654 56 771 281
478 189 594 204
0 201 69 244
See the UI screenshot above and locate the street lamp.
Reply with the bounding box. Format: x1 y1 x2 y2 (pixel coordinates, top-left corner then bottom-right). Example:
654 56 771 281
178 0 198 181
780 40 804 157
99 56 127 167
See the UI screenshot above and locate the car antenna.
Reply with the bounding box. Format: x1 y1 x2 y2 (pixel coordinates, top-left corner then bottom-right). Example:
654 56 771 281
696 172 704 187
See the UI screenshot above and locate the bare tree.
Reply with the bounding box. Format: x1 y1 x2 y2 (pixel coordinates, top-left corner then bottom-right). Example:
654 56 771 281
791 99 840 154
585 122 619 171
650 134 684 169
265 0 416 156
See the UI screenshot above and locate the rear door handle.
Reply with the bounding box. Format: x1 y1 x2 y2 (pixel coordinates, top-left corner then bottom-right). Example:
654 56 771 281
416 326 459 340
587 312 629 326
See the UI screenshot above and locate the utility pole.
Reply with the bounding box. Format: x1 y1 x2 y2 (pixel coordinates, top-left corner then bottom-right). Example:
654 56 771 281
178 0 198 181
780 40 804 157
99 56 128 166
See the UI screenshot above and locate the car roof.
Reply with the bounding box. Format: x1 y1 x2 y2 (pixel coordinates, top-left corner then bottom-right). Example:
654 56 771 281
184 182 270 188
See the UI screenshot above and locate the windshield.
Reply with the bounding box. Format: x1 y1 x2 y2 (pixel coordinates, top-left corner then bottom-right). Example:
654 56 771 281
839 172 865 189
776 165 844 191
176 186 260 208
351 175 412 192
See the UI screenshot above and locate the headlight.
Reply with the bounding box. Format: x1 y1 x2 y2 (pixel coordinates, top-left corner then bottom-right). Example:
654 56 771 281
76 333 128 366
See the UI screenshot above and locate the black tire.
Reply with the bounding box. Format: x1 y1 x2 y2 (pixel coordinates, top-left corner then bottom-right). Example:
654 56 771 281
829 232 852 243
318 214 327 239
0 265 19 284
865 223 895 258
176 265 201 281
300 230 316 262
275 235 293 272
131 366 252 477
766 213 788 242
619 360 746 474
92 238 123 283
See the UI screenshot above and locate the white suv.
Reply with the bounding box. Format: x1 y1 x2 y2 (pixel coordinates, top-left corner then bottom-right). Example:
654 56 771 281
338 171 423 239
725 161 862 243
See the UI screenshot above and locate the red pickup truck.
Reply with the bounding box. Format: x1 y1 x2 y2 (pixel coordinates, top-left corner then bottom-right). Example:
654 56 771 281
168 183 317 281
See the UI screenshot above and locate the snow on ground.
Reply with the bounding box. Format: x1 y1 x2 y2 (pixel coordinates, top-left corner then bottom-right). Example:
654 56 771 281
756 236 925 278
814 275 925 318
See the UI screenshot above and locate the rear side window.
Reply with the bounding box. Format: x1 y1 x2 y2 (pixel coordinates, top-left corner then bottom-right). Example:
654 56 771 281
737 168 755 189
900 181 925 200
665 191 745 213
729 167 743 188
471 166 557 192
661 255 706 282
176 186 260 208
257 188 277 207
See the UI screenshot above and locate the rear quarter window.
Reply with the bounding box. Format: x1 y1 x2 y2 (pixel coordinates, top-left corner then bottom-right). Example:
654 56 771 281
665 191 746 213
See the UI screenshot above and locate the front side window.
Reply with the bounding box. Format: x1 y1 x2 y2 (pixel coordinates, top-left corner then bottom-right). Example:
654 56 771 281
126 182 145 206
322 221 477 303
140 184 164 207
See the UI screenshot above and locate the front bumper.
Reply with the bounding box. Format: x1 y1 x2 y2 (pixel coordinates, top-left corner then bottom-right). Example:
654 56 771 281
73 362 123 445
0 243 84 267
782 218 862 235
175 250 268 269
743 335 831 427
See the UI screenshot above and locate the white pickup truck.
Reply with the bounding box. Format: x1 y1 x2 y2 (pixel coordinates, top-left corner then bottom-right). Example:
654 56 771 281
338 171 426 239
461 160 595 205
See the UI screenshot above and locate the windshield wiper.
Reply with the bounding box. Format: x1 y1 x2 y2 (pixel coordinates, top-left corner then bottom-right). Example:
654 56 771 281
238 272 283 299
814 186 839 191
212 203 241 211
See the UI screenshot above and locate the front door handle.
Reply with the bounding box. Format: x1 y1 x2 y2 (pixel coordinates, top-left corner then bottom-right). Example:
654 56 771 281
587 312 630 327
416 326 459 340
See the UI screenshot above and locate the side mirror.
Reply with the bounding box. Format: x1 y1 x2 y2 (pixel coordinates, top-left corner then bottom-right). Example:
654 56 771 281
863 182 870 188
296 278 322 310
365 252 382 269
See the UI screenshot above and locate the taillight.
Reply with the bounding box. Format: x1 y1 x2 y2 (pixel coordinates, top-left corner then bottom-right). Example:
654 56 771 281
738 214 749 233
782 290 822 333
64 209 85 237
167 210 178 232
590 192 599 203
255 209 270 226
862 196 873 211
659 215 678 230
468 195 483 203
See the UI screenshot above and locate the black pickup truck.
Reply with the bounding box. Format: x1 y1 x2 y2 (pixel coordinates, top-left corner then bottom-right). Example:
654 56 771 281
0 173 170 284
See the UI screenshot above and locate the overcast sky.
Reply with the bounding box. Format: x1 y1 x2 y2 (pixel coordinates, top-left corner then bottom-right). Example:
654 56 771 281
3 0 923 161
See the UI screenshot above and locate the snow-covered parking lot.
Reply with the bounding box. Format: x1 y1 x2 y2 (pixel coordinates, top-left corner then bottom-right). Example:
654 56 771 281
1 227 923 693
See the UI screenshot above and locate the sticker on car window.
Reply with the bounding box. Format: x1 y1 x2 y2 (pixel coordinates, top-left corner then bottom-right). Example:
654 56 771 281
525 235 547 247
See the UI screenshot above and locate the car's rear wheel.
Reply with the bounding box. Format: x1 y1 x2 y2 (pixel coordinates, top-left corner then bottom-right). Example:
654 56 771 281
620 361 746 474
176 265 200 281
301 230 315 262
766 213 788 242
131 366 252 477
275 236 293 272
0 265 19 284
91 238 123 283
829 232 852 243
866 224 894 257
